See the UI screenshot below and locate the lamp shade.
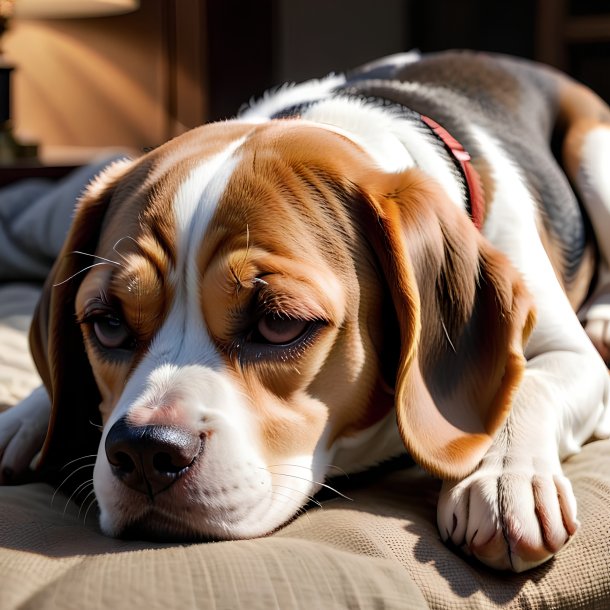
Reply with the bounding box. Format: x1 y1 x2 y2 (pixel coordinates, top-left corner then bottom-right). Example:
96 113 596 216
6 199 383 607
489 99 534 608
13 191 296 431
15 0 139 18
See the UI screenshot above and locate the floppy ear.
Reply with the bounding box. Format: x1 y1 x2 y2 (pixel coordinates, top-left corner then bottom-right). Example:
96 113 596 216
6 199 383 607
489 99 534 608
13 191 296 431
360 168 535 480
29 159 133 474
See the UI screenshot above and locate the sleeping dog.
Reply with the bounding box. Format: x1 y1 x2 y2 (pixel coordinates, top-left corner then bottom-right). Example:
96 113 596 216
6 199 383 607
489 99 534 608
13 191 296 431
1 50 609 572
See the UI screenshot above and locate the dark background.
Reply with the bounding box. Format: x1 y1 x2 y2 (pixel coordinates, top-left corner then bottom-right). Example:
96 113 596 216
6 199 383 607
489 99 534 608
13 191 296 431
207 0 610 121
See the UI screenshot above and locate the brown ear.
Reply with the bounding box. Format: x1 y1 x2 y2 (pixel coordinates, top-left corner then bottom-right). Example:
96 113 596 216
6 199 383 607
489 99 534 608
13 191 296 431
361 169 535 479
29 159 133 474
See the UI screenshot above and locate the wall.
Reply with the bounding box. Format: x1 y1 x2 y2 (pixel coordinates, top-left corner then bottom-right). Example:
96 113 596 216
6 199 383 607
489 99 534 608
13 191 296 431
275 0 409 83
204 0 410 121
4 0 408 151
5 0 206 152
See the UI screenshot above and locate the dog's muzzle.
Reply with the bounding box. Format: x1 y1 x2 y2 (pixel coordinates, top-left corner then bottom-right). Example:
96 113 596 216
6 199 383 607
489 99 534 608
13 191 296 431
104 417 203 498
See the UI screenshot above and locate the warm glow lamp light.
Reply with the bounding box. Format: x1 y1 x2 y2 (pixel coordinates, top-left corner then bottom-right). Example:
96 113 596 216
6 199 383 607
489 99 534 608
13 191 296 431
15 0 139 19
0 0 139 163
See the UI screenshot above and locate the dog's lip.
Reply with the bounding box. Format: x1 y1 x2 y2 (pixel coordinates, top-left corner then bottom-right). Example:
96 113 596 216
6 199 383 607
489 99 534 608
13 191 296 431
103 470 285 541
114 496 266 542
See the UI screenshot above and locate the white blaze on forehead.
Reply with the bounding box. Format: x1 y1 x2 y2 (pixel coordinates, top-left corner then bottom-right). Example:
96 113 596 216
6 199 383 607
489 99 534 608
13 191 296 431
158 136 247 365
173 137 247 271
103 137 247 428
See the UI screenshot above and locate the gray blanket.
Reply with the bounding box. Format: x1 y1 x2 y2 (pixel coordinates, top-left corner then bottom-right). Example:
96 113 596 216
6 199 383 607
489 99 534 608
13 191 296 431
0 156 126 282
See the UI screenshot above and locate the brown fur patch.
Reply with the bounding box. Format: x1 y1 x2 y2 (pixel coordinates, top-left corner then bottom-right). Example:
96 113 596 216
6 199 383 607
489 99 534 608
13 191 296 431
196 122 398 461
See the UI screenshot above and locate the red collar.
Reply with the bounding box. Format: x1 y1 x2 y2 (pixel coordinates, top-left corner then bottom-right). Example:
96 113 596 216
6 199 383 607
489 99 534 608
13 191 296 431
421 115 485 230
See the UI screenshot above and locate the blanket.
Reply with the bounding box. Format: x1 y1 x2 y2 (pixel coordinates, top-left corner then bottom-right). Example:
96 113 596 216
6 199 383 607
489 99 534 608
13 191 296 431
1 164 609 609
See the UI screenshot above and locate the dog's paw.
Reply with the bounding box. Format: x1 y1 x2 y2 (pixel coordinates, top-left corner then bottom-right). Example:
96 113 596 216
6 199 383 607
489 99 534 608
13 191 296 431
437 462 578 572
0 386 50 483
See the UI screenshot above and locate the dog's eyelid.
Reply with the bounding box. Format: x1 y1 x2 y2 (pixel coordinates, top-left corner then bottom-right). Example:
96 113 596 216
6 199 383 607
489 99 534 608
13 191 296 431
79 294 118 316
77 302 115 325
237 319 326 365
253 286 332 325
76 297 137 352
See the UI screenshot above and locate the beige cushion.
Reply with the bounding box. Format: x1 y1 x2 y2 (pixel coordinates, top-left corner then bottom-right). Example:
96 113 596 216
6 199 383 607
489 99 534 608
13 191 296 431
0 284 41 411
1 282 609 609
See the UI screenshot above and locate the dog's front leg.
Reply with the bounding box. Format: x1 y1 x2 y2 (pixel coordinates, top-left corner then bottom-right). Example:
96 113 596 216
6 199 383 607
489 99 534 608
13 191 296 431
436 230 610 571
437 345 609 571
0 385 50 483
436 235 610 572
437 126 610 571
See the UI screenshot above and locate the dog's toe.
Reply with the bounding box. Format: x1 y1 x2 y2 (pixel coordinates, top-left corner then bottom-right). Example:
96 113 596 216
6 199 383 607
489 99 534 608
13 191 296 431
438 468 578 572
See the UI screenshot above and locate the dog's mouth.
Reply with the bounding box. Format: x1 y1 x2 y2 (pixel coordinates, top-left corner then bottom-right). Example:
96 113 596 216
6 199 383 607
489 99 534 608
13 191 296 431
103 493 285 542
96 458 322 542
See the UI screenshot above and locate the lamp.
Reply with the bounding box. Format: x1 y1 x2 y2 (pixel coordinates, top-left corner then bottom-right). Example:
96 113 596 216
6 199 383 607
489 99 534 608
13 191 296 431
15 0 139 19
0 0 139 164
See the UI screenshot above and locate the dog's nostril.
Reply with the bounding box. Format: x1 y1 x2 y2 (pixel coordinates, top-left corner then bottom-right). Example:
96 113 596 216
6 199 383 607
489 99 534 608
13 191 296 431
152 451 185 475
112 451 136 474
104 417 202 496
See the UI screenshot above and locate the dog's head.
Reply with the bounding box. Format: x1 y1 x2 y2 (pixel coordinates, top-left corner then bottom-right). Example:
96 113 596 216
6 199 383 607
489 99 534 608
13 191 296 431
30 119 534 540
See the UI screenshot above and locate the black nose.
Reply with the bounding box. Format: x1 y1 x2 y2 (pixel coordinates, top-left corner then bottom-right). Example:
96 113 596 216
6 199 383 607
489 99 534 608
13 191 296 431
105 418 203 498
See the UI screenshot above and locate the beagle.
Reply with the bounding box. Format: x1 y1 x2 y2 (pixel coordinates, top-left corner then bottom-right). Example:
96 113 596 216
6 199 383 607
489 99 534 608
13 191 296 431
1 50 609 572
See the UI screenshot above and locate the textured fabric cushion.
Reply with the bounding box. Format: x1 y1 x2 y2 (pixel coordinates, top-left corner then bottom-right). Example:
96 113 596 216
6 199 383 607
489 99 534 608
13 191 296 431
1 284 610 609
0 284 41 410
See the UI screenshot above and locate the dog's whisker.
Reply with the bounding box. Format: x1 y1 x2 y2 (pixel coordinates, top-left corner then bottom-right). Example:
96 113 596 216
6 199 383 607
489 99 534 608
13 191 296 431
261 468 353 501
292 504 313 526
269 490 314 527
60 455 97 472
77 488 96 521
70 250 123 267
69 250 123 266
53 249 125 287
53 262 116 287
88 419 103 431
267 463 349 478
440 317 457 353
51 463 96 506
68 477 93 502
112 236 138 264
65 479 94 516
269 491 314 525
82 492 99 525
272 484 323 508
269 489 296 505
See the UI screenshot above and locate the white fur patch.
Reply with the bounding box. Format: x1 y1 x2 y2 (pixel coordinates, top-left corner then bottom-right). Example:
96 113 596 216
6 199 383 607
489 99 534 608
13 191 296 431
240 72 347 122
303 95 464 206
353 50 421 74
302 99 415 173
